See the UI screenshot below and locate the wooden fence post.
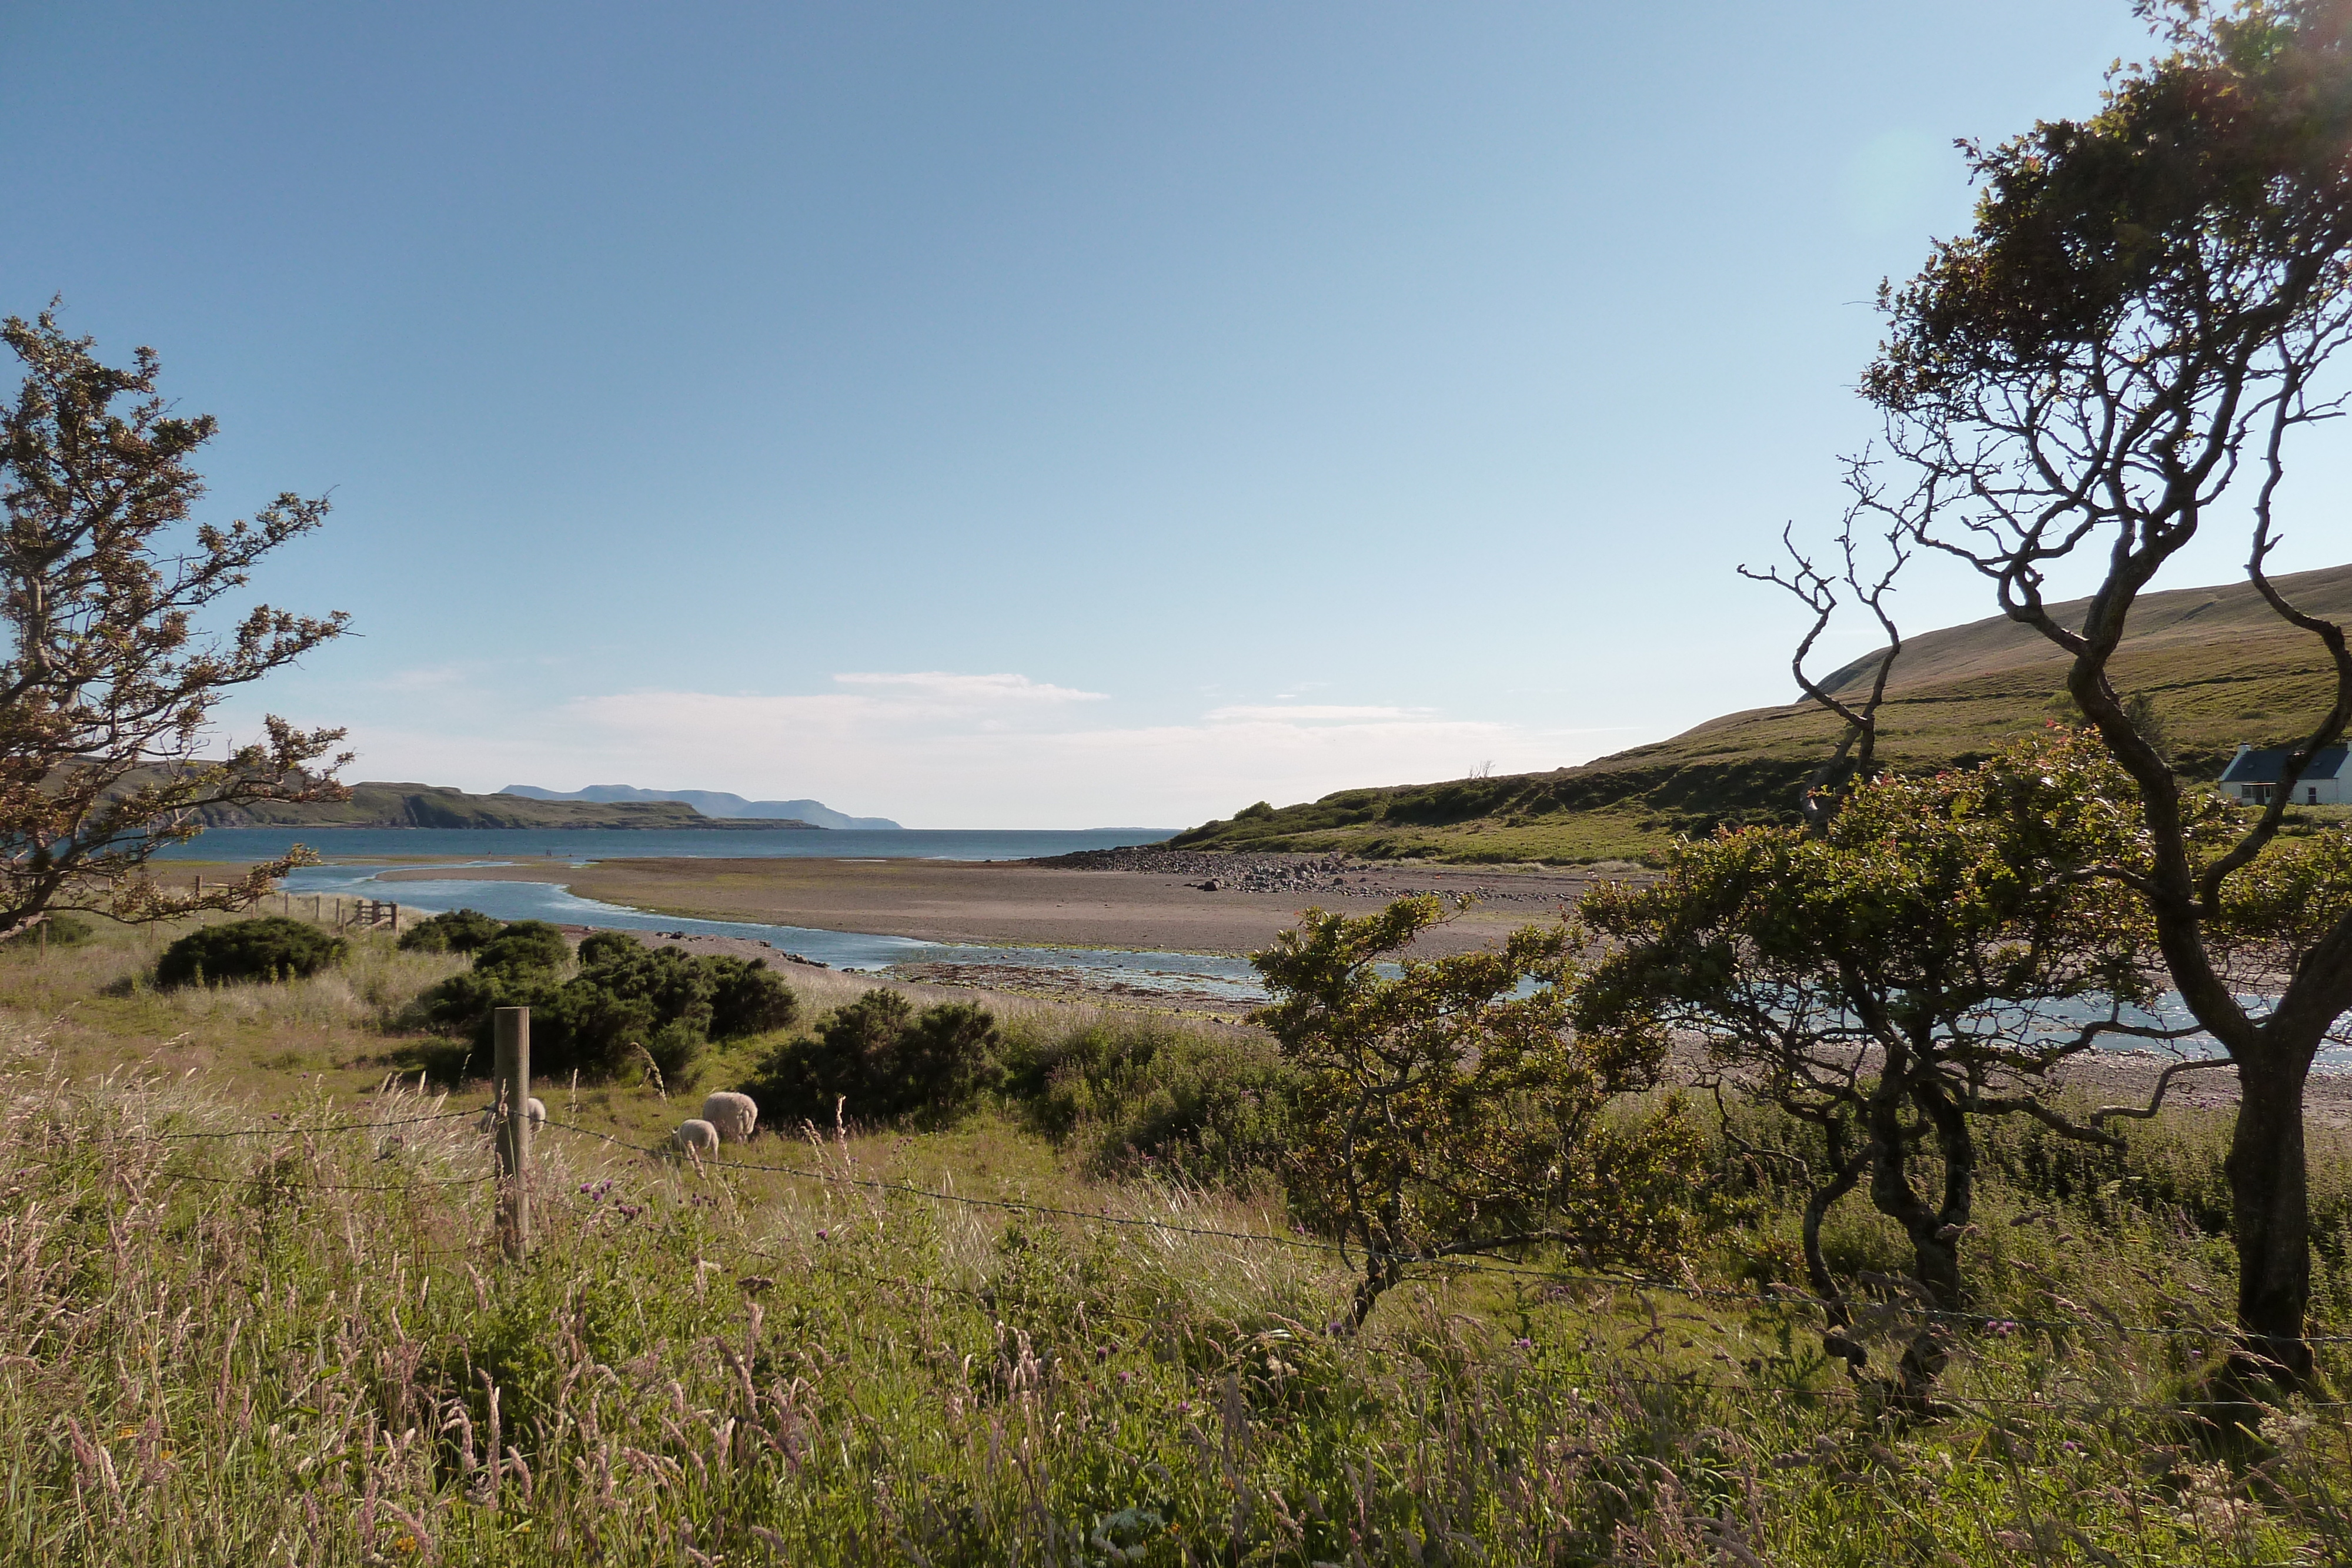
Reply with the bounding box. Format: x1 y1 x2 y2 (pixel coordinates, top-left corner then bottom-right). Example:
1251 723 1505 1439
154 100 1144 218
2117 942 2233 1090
495 1007 531 1262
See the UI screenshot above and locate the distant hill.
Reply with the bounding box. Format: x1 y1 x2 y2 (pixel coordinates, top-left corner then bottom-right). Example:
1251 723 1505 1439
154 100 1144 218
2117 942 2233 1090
192 783 821 831
501 784 900 830
1171 563 2352 865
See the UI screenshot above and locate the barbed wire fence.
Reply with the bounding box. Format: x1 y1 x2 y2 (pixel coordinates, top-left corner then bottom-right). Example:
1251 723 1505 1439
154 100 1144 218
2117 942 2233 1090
21 994 2346 1459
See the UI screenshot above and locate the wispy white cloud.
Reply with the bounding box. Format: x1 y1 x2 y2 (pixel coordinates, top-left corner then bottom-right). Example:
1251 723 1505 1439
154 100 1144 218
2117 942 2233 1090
831 671 1108 704
1205 703 1428 723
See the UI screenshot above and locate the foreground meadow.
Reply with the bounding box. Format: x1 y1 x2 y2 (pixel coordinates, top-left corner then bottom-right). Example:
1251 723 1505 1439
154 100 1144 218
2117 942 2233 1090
0 915 2348 1565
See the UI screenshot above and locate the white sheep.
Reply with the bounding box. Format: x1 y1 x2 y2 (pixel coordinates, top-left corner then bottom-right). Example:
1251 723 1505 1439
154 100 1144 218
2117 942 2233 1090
700 1091 759 1144
674 1118 720 1154
475 1097 548 1135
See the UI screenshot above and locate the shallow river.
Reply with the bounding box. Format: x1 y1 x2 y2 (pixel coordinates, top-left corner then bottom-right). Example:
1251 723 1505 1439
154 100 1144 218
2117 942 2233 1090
276 863 1269 1003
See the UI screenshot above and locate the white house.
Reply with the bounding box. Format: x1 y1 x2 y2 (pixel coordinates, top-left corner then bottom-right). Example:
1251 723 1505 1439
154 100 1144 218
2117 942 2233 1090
2217 743 2350 805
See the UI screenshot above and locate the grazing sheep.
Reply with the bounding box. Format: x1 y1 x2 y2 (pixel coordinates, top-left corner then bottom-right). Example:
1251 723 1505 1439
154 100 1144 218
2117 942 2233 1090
674 1118 720 1154
475 1097 549 1135
700 1091 758 1144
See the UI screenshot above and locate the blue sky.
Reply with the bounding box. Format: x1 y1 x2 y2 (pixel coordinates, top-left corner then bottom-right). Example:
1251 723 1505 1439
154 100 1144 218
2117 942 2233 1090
6 2 2334 827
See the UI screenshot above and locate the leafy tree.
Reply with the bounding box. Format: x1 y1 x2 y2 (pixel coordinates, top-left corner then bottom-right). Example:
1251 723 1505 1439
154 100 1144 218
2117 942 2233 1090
1251 895 1699 1328
1842 0 2352 1385
1578 733 2177 1401
157 916 346 988
396 908 503 954
0 308 349 932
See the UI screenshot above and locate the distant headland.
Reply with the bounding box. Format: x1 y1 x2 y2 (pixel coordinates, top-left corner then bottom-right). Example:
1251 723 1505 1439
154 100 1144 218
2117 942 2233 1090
501 784 901 830
192 782 824 831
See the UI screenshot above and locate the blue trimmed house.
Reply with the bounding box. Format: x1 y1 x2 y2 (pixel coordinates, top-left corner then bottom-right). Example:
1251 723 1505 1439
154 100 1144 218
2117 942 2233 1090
2217 743 2350 805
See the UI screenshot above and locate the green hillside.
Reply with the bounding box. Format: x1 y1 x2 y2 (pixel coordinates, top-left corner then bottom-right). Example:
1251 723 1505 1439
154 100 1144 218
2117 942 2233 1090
1172 564 2352 864
192 782 820 830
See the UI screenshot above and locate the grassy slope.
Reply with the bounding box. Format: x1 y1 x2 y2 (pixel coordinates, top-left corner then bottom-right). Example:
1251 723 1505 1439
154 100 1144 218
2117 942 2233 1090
1 916 2349 1560
1175 563 2352 864
195 781 820 830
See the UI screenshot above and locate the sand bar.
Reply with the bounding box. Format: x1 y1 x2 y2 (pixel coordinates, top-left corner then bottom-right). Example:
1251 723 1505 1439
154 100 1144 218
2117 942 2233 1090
373 851 1605 956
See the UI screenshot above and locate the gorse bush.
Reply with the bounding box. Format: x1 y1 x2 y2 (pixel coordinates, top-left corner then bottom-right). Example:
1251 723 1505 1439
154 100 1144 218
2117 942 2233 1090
472 920 572 976
739 990 1001 1129
413 920 800 1083
155 916 348 988
395 907 503 954
706 952 800 1038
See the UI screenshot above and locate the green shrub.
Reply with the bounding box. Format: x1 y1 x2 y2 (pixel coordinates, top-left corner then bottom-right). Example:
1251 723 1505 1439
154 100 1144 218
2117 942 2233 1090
5 911 93 948
881 1000 1001 1124
472 920 572 976
739 989 999 1129
706 955 799 1039
1000 1015 1295 1182
396 907 503 954
156 917 347 988
576 928 640 967
549 942 714 1080
412 921 806 1085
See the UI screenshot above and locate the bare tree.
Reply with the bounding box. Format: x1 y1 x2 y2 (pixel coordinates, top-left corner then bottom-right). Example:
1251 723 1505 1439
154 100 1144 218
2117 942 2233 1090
1739 504 1906 831
1849 2 2352 1386
0 307 350 933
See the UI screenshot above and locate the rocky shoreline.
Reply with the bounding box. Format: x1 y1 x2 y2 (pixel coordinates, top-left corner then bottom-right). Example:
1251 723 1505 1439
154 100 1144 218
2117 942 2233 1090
1025 845 1616 905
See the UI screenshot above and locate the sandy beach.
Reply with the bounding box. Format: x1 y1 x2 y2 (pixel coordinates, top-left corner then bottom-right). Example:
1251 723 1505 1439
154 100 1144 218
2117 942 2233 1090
372 847 1606 957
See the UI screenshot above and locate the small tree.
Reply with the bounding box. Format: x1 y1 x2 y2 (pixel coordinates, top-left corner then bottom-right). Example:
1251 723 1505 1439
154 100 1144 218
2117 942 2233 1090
1578 733 2185 1401
1251 895 1699 1328
1847 0 2352 1385
0 309 350 931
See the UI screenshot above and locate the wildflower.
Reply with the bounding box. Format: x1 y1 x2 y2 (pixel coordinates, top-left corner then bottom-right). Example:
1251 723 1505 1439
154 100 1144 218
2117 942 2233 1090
1514 1337 1534 1350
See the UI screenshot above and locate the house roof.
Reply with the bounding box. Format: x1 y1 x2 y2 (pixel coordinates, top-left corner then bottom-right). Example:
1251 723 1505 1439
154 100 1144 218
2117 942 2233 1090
2217 744 2351 784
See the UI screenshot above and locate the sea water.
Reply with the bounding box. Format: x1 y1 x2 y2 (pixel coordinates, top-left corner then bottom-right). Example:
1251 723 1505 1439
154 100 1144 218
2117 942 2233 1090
155 826 1173 864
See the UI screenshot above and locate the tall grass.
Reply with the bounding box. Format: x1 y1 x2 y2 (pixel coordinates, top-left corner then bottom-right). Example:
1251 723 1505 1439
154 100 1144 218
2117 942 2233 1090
3 916 2352 1560
3 1011 2351 1564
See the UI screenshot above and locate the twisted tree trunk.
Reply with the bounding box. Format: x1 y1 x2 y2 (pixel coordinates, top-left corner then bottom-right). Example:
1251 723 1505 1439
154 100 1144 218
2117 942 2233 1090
2226 1051 2316 1389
